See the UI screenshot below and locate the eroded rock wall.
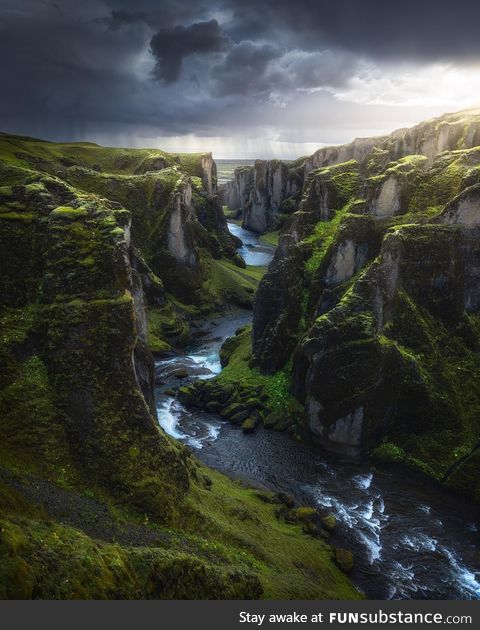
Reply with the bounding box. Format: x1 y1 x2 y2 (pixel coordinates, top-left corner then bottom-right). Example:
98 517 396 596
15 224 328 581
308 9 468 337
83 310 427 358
252 131 480 500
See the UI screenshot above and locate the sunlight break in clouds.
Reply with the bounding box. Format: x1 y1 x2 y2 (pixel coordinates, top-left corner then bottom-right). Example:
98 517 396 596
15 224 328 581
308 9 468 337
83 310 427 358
334 63 480 109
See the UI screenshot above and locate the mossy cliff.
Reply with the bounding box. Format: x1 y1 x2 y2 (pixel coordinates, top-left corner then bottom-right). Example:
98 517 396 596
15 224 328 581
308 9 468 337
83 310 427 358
255 145 480 499
202 109 480 504
222 107 480 236
221 159 303 233
0 135 360 599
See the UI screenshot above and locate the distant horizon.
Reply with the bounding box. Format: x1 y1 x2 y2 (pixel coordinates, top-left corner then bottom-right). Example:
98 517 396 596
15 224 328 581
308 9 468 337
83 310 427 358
4 103 480 163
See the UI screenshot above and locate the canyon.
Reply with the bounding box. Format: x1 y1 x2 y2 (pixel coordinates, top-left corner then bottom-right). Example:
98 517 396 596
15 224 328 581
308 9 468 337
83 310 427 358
1 106 480 600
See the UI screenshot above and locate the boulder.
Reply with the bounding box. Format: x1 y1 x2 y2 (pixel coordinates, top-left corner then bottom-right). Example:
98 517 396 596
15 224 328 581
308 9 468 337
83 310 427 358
276 492 295 509
321 515 337 532
220 402 245 419
334 548 354 573
230 410 250 424
242 417 257 433
205 401 222 413
295 507 317 522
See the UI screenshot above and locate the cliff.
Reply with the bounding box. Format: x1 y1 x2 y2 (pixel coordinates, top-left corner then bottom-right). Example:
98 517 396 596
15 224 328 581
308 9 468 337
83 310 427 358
0 134 359 600
221 159 303 233
222 107 480 234
250 114 480 501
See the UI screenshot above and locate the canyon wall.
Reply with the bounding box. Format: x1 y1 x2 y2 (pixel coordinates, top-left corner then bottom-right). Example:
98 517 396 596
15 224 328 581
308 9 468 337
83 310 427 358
222 107 480 234
249 107 480 500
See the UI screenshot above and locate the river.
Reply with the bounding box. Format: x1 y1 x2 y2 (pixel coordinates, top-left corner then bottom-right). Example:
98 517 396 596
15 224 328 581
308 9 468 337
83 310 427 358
155 221 480 600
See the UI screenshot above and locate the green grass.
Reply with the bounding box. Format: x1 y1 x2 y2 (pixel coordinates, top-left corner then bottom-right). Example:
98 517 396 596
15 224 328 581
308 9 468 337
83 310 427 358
260 230 279 246
216 326 297 414
204 258 267 308
187 465 361 600
304 208 349 274
0 458 361 599
147 304 189 353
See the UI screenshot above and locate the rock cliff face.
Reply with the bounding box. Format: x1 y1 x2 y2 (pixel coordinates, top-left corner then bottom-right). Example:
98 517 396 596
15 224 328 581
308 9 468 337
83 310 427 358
0 152 190 519
221 159 302 232
251 108 480 501
306 107 480 171
200 152 217 194
223 107 480 235
0 136 253 508
305 137 385 173
0 137 189 588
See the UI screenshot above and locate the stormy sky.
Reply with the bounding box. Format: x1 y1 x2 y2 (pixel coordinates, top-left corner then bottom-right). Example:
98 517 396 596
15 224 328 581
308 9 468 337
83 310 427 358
1 0 480 158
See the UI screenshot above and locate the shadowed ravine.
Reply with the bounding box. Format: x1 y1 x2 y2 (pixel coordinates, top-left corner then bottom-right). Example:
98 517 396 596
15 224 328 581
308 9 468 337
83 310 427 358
156 223 480 601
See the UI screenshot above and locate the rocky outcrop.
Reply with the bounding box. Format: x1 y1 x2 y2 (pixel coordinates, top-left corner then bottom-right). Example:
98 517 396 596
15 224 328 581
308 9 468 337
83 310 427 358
439 183 480 227
307 107 480 173
384 111 480 162
305 136 385 173
9 135 244 314
221 159 302 233
253 238 306 371
253 160 364 369
0 166 190 520
221 165 254 213
294 221 480 457
0 134 249 517
166 180 198 266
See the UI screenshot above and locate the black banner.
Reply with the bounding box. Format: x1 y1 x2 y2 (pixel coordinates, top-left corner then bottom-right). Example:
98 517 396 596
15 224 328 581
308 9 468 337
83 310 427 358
0 600 478 629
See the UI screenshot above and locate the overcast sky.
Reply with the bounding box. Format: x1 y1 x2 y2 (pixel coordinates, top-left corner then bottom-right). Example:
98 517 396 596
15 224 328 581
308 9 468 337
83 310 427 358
1 0 480 158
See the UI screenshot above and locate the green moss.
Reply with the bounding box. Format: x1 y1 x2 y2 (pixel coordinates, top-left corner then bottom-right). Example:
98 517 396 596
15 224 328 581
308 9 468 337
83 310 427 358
295 507 317 521
371 442 440 479
185 466 361 600
304 208 349 274
216 326 297 414
0 513 259 599
50 206 88 220
379 289 480 478
203 258 266 309
0 133 180 176
0 457 361 600
0 212 35 222
408 154 465 215
174 153 206 179
147 305 189 353
385 155 427 177
0 351 73 480
308 160 359 204
260 231 280 246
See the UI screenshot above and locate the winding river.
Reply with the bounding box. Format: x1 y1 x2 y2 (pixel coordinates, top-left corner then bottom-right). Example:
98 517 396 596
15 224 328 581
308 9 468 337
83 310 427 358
155 221 480 600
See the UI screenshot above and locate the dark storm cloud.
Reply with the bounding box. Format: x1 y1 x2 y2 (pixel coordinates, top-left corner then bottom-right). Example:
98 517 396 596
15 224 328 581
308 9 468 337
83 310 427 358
106 10 147 30
224 0 480 62
150 19 230 83
103 0 211 29
210 41 282 96
1 0 479 147
282 50 359 91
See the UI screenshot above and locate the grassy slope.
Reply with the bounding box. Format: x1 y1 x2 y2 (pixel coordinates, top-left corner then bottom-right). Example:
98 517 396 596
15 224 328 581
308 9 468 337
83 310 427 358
0 463 359 599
